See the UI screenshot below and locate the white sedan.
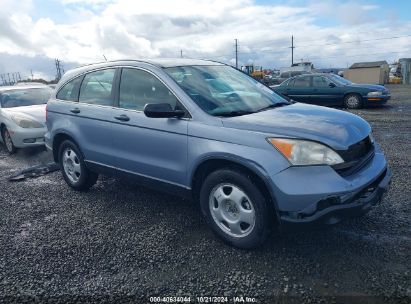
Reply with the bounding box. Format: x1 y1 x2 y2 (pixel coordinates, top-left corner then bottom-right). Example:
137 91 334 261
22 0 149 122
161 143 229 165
0 85 52 154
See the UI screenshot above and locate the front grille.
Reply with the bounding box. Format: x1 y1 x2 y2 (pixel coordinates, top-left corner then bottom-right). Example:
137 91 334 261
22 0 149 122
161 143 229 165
333 136 374 176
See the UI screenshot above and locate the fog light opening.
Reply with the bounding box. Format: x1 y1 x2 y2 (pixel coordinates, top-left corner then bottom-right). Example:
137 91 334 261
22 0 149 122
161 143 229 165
23 138 36 143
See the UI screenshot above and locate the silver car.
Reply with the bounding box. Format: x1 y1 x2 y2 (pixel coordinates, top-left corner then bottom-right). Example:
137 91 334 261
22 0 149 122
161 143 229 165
0 85 52 153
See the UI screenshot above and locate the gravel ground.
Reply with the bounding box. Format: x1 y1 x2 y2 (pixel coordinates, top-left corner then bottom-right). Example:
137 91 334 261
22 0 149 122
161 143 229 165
0 85 410 303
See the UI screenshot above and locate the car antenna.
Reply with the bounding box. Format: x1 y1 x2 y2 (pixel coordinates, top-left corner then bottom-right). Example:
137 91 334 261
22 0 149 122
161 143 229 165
103 55 108 62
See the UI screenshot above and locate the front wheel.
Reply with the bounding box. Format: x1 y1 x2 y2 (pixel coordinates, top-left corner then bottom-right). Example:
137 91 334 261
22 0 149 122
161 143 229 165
199 169 272 249
58 140 98 191
344 94 362 109
1 127 17 154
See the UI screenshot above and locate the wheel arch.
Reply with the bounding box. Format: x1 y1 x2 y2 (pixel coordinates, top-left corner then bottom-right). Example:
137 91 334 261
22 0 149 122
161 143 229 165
191 157 280 225
52 132 81 163
343 92 363 101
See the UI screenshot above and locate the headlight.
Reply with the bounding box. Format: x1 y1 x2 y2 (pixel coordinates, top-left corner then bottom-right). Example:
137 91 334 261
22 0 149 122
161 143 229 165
268 138 344 166
11 114 43 128
367 91 383 96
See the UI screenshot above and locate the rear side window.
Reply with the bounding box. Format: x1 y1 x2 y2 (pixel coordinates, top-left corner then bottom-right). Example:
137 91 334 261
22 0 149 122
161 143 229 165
119 68 178 111
79 69 115 106
57 77 82 101
293 76 310 87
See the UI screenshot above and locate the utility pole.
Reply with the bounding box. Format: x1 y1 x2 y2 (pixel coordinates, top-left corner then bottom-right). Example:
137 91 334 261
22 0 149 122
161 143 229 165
235 38 238 69
290 35 295 66
180 50 183 58
55 59 62 81
30 69 34 81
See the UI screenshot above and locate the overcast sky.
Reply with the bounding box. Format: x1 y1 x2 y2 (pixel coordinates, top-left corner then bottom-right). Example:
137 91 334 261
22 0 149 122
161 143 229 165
0 0 410 81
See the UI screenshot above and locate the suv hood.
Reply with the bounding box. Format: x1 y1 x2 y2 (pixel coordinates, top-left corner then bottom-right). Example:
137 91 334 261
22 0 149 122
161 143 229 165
221 103 371 150
2 104 46 124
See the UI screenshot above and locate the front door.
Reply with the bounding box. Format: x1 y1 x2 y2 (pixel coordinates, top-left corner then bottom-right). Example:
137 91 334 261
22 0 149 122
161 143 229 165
285 75 312 103
311 75 342 105
111 67 188 187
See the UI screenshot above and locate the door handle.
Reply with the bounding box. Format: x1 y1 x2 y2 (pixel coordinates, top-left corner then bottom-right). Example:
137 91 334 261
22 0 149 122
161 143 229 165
70 108 80 114
114 114 130 122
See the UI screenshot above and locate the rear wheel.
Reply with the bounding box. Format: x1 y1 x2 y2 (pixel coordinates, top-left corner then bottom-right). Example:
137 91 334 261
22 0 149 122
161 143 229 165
344 94 362 109
58 140 98 191
1 126 17 154
199 168 272 249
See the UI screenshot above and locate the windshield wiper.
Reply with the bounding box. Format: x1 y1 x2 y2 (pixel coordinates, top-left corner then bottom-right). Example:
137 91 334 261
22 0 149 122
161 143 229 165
256 102 289 112
216 110 255 117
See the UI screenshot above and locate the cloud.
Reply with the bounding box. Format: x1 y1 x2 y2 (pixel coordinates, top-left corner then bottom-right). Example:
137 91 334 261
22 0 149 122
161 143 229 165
0 0 410 81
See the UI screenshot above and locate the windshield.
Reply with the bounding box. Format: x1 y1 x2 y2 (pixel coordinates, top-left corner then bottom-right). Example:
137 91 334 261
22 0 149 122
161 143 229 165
165 65 289 116
329 74 353 86
0 88 52 108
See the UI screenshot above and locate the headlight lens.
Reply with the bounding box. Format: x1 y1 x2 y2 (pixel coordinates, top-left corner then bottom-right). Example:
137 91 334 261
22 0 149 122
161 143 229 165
11 114 43 128
268 138 344 165
367 91 383 96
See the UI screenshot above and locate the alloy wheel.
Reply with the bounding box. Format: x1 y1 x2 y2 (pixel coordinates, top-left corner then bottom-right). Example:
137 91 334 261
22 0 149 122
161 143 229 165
346 95 360 108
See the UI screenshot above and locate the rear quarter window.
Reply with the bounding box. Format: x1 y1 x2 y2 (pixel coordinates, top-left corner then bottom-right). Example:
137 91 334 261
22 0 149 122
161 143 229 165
57 76 83 101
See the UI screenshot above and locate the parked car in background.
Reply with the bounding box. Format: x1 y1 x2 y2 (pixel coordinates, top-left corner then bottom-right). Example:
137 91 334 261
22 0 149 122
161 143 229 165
270 70 311 85
46 59 391 248
270 73 390 109
0 85 52 153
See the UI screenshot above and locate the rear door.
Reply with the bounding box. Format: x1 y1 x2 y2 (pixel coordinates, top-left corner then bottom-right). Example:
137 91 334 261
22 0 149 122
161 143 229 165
110 67 188 187
311 75 342 105
285 75 312 103
55 68 118 166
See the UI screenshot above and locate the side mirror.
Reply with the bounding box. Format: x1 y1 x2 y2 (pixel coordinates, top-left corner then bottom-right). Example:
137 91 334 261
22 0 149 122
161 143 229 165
329 82 336 88
144 103 185 118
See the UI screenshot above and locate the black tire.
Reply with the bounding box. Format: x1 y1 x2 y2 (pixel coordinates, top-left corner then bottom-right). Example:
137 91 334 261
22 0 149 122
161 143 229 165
1 126 17 154
199 168 272 249
344 93 363 109
58 140 98 191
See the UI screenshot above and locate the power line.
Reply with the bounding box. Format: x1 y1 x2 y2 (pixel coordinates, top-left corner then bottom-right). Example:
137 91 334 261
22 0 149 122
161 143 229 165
240 32 411 49
241 41 408 55
238 33 411 54
305 49 411 61
297 34 411 48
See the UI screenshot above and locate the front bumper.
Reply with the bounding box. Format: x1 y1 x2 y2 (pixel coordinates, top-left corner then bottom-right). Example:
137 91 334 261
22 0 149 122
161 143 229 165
280 168 391 228
364 94 390 105
8 126 46 148
267 143 392 227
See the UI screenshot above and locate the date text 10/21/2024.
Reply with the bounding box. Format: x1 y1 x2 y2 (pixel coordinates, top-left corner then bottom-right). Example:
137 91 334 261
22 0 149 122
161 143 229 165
149 296 258 303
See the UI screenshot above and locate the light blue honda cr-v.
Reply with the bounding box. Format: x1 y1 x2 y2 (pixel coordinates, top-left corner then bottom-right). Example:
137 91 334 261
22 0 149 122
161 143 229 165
45 59 391 248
